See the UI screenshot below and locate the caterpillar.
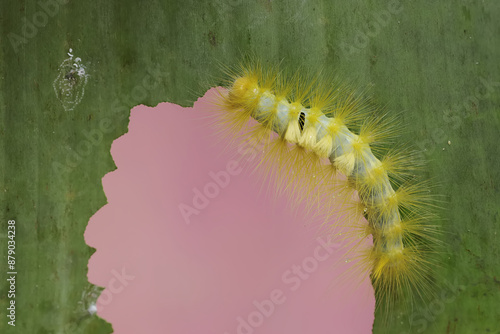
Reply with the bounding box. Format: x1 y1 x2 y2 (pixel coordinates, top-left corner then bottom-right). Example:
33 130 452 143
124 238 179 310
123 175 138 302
210 59 441 322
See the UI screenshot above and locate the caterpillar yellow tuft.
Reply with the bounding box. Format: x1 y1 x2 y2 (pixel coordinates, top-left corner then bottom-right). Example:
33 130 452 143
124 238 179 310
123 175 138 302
211 59 442 321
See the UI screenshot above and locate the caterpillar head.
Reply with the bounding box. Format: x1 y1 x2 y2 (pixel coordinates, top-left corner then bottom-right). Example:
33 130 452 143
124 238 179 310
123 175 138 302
228 76 259 106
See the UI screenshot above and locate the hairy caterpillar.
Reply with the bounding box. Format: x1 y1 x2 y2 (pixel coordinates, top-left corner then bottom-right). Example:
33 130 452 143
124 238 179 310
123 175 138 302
210 59 441 321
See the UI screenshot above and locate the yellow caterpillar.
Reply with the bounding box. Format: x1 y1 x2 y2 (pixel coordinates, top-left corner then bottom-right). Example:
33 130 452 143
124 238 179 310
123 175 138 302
212 59 441 320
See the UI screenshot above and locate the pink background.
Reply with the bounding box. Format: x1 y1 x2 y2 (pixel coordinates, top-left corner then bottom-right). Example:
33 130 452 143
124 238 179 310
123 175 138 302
85 89 375 334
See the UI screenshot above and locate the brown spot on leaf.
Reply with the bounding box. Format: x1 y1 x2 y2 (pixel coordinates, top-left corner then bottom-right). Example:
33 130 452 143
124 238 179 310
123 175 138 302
208 31 217 47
